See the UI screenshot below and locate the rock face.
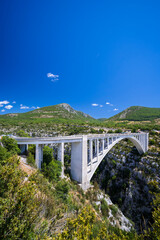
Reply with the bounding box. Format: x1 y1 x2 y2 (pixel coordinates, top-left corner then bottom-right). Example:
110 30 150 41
95 192 133 231
92 140 160 233
58 103 77 114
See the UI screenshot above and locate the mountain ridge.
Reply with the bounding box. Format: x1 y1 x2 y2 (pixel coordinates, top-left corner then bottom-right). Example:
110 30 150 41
0 103 94 121
108 106 160 121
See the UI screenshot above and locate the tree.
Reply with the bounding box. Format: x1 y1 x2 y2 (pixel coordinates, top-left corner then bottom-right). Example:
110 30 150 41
42 146 61 182
43 160 61 182
0 145 11 165
43 145 54 165
115 129 122 133
2 136 20 154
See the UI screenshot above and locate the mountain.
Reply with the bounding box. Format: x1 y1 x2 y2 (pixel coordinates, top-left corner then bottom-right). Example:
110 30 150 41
109 106 160 121
0 103 94 121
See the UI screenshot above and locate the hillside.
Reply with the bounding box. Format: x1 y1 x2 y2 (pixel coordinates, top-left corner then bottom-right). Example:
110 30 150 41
109 106 160 121
0 103 94 121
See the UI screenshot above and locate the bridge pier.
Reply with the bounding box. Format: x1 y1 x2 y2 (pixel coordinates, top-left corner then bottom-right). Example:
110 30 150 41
96 139 99 161
35 144 43 169
71 136 88 190
89 139 93 164
57 142 64 178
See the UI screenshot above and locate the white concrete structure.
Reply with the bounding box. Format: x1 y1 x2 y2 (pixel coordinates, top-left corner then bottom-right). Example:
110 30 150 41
14 132 149 190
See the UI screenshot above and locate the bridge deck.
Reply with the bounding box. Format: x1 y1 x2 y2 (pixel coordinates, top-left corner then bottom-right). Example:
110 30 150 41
14 132 146 144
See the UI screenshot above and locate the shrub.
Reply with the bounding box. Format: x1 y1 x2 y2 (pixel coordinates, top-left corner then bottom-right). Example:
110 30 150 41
55 179 70 201
42 160 61 182
115 129 122 133
101 199 109 217
27 152 36 167
110 204 118 217
43 145 54 165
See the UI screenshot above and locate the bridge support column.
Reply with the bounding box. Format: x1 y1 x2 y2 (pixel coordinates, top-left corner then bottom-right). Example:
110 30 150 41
96 139 99 161
102 139 104 152
35 144 43 169
71 136 88 190
94 139 97 157
58 142 64 178
89 139 93 165
145 133 149 152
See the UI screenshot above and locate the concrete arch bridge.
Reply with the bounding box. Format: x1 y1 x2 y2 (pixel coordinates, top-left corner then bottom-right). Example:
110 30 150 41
15 132 148 190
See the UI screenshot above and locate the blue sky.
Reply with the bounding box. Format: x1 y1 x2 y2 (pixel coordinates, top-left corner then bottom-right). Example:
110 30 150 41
0 0 160 118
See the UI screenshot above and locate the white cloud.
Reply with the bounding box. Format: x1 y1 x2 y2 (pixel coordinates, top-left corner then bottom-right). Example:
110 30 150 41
100 105 103 107
12 101 16 104
47 73 59 82
1 109 5 112
113 108 118 111
0 105 3 107
20 106 30 109
92 103 99 107
51 79 59 82
20 104 40 110
106 102 114 106
0 100 9 105
5 105 13 110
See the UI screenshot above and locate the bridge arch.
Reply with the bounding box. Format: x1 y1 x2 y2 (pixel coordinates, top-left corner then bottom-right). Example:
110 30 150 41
87 136 144 182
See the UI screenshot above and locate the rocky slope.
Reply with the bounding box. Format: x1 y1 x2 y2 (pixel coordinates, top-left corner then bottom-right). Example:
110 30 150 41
92 137 160 233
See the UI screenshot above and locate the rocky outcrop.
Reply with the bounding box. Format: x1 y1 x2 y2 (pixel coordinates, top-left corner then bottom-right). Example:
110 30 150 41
92 141 159 233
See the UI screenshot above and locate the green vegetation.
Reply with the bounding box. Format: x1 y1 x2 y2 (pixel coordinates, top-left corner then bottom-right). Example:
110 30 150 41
109 106 160 121
0 104 160 239
27 151 36 167
0 104 160 137
42 146 61 182
16 129 29 137
0 131 160 239
1 136 20 154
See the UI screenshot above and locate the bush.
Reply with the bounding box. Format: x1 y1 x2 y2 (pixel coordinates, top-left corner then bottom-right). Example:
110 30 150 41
149 139 155 145
28 144 36 158
41 145 61 182
42 160 61 182
101 199 109 217
43 145 54 165
108 130 113 133
27 152 36 167
55 179 70 201
115 129 122 133
110 204 118 217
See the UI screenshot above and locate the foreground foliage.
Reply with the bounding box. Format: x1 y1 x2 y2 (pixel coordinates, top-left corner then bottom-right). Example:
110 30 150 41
0 137 160 239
